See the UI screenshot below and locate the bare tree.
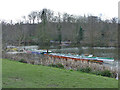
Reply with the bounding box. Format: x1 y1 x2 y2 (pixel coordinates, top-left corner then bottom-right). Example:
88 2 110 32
22 16 26 24
28 15 32 24
28 11 37 24
36 11 41 24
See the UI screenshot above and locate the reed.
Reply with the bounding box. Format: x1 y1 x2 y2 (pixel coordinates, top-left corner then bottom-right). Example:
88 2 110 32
3 53 118 78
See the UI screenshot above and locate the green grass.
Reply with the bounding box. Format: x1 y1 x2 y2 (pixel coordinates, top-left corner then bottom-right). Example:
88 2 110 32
2 59 118 88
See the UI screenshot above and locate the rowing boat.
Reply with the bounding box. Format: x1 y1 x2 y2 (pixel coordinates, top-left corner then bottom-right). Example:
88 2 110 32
47 53 114 63
26 49 52 54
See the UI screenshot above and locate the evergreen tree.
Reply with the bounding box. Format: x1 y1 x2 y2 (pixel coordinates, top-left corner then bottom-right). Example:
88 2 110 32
76 26 84 44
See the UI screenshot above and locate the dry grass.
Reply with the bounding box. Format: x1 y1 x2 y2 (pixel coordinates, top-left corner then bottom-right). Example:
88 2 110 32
3 53 118 78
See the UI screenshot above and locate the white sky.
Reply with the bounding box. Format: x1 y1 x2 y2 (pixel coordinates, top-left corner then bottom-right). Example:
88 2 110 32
0 0 119 22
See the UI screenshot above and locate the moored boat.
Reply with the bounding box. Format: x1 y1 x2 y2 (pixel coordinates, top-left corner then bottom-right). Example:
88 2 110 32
26 49 52 54
46 53 114 63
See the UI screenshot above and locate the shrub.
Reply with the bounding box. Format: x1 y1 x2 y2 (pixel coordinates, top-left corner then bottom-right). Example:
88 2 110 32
19 59 27 63
48 63 57 67
56 63 64 69
70 69 73 71
79 67 92 73
91 70 112 77
48 63 64 69
100 70 112 77
29 60 35 64
111 72 117 78
91 71 102 75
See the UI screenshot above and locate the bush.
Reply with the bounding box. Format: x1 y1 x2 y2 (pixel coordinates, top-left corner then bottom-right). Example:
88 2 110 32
29 60 35 64
48 63 57 67
79 67 92 73
91 70 112 77
19 59 27 63
49 63 64 69
56 63 64 69
100 70 112 77
111 72 117 78
70 69 73 71
91 71 102 75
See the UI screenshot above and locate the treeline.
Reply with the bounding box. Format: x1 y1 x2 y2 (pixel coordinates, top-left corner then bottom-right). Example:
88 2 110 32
2 8 118 48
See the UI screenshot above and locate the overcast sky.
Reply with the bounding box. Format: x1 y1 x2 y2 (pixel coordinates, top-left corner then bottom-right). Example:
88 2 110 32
0 0 119 22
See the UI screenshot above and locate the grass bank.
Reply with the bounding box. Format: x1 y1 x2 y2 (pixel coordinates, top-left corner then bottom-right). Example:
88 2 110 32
2 59 118 88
